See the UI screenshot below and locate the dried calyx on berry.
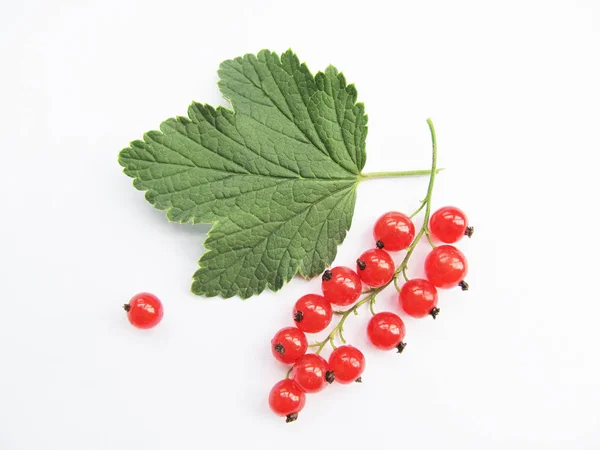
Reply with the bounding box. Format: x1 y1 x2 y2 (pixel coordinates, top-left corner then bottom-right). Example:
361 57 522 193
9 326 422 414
273 343 285 354
294 311 304 322
356 259 366 271
459 281 469 291
325 371 335 384
286 413 298 423
375 240 384 249
465 226 475 238
429 307 440 319
322 269 333 281
396 342 407 353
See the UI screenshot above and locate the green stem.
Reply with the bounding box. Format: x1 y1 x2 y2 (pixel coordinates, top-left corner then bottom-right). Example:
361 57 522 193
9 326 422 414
387 118 439 278
368 297 376 316
308 118 439 354
310 292 379 355
410 201 426 219
421 118 438 226
402 266 409 282
361 168 442 180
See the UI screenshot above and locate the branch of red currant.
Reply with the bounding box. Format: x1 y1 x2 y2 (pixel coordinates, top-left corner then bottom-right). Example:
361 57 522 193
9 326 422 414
269 118 474 422
304 118 440 354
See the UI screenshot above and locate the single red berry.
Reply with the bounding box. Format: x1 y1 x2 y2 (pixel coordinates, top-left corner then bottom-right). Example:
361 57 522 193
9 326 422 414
293 294 333 333
373 211 415 251
356 248 395 288
268 379 306 422
321 267 362 306
367 312 406 351
399 278 439 319
429 206 473 243
328 345 366 384
123 292 163 329
424 245 469 289
271 327 308 364
291 353 334 393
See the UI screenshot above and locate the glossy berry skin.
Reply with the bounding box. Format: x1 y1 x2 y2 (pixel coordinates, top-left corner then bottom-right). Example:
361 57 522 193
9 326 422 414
293 294 332 333
367 312 406 351
124 292 164 329
268 379 306 422
356 248 395 288
321 267 362 306
373 211 415 251
291 354 333 393
400 278 439 318
328 345 366 384
429 206 472 243
271 327 308 364
425 245 468 289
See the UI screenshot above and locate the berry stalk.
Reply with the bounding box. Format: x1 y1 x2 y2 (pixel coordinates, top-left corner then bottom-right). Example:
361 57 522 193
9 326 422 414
309 118 439 354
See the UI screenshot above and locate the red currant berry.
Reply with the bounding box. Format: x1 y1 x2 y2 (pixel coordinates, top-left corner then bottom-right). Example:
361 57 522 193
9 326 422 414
429 206 473 243
123 292 163 329
268 379 306 422
291 353 334 393
399 278 439 319
293 294 332 333
356 248 395 288
367 312 406 352
424 245 469 289
271 327 308 364
321 267 362 306
373 211 415 251
328 345 366 384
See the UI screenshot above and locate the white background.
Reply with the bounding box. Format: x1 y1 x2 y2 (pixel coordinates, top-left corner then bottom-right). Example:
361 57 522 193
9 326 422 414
1 0 599 448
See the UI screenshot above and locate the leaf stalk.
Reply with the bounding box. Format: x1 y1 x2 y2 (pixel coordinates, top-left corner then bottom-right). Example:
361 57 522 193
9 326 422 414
361 168 443 181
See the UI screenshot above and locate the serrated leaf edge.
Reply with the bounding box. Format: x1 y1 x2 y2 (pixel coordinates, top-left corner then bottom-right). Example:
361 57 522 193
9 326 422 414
118 49 366 298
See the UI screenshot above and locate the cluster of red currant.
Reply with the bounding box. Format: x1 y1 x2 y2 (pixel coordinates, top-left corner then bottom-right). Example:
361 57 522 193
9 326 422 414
268 206 473 423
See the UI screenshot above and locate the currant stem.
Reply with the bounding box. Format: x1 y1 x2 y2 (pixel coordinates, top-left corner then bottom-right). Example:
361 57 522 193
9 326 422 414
309 118 439 354
410 201 426 219
311 293 378 355
402 267 410 282
360 168 443 180
421 118 438 226
425 230 437 248
368 298 376 316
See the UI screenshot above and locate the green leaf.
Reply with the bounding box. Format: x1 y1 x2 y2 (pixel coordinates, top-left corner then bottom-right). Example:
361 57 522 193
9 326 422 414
119 49 367 298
